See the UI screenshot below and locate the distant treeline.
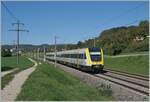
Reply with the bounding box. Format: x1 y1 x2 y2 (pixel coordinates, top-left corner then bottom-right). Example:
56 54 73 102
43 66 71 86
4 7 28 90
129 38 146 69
2 20 149 55
77 20 149 55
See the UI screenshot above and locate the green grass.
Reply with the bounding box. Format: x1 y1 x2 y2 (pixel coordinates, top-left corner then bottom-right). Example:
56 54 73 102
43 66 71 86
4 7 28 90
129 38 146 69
1 56 34 71
1 56 34 89
119 51 149 55
104 55 149 75
16 62 114 101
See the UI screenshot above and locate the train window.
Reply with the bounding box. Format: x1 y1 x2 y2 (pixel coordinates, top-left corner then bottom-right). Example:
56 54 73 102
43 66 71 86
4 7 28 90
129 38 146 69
65 54 67 58
47 54 54 57
72 54 77 58
75 54 77 58
79 54 82 59
57 54 61 57
61 54 64 57
55 53 87 59
76 54 86 59
73 54 75 58
83 54 86 59
63 54 65 57
71 54 73 58
67 54 69 58
78 54 80 59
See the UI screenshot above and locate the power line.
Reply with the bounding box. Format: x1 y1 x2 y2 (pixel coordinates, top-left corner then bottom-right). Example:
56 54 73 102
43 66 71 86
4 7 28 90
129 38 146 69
54 36 58 68
1 1 19 21
124 20 139 26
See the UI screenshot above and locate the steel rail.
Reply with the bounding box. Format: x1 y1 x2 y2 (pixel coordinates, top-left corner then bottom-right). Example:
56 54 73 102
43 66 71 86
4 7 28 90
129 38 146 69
94 74 149 96
105 68 149 81
103 73 149 88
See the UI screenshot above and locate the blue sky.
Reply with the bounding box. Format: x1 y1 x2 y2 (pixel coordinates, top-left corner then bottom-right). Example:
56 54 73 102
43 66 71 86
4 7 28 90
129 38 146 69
1 1 149 45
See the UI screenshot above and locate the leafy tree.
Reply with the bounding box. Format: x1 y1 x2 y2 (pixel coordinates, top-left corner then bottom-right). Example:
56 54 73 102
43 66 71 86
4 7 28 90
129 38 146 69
2 49 12 57
78 20 149 55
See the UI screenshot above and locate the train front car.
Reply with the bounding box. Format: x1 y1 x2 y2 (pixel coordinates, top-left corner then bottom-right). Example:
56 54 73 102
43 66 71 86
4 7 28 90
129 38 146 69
86 47 104 72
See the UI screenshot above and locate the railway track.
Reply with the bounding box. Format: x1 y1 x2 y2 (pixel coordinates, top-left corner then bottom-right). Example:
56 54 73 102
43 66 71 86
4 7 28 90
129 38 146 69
94 70 149 96
105 68 149 81
104 72 149 88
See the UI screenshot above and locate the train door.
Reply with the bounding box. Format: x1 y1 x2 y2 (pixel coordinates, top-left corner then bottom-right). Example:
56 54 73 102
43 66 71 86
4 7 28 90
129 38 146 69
77 52 79 68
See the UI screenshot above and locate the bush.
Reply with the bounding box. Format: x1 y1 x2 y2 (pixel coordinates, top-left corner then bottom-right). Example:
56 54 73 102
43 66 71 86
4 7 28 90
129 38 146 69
2 49 12 57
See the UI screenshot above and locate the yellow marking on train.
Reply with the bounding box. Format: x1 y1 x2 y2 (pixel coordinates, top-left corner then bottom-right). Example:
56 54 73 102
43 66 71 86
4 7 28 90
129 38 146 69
85 48 92 65
101 49 104 65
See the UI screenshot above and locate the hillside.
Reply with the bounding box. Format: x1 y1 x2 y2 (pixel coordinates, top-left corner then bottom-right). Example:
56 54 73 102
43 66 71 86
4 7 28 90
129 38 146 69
77 20 149 55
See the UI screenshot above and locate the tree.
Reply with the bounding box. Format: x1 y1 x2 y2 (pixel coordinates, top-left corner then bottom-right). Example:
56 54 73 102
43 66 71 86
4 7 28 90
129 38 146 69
2 49 12 57
80 20 149 55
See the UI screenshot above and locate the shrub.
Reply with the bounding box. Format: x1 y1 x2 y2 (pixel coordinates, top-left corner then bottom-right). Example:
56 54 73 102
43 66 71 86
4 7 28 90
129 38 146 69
1 49 12 57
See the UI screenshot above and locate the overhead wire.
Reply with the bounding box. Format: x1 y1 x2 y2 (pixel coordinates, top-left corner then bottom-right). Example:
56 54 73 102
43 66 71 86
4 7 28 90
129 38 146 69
82 3 147 42
1 1 19 21
96 3 145 28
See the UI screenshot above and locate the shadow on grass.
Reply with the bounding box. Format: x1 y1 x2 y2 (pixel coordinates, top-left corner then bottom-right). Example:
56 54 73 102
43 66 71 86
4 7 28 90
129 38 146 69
1 66 15 71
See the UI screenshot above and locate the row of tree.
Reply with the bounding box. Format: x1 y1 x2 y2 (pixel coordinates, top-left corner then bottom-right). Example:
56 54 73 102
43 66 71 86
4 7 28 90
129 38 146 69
77 20 149 55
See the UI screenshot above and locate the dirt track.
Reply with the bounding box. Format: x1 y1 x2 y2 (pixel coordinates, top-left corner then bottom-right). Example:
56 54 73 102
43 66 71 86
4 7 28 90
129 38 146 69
1 58 38 101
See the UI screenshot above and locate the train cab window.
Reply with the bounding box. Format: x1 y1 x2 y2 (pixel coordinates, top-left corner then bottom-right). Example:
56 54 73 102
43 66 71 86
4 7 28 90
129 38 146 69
89 48 101 61
90 54 101 61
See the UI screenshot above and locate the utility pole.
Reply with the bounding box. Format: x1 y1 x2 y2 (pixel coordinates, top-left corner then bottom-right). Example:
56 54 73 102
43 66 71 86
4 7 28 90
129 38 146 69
93 38 96 47
36 48 38 60
43 46 46 62
37 48 40 60
12 40 16 55
65 44 67 50
12 40 16 50
54 36 58 68
9 20 29 64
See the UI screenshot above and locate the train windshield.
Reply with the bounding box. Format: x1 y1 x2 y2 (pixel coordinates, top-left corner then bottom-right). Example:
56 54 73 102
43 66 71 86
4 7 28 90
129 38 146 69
90 53 101 61
89 48 101 61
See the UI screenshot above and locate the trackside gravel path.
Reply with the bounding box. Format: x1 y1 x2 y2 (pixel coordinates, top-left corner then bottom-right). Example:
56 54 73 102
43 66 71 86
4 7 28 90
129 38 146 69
1 58 38 101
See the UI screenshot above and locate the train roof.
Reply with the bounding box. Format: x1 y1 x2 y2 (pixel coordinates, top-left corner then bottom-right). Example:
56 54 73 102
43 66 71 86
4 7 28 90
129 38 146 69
46 48 86 55
46 47 101 55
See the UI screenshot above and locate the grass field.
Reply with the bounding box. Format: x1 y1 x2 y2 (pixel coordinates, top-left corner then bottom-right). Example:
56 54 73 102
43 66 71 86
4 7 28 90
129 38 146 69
119 51 149 55
104 55 149 75
1 56 34 71
16 62 114 101
1 56 34 89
